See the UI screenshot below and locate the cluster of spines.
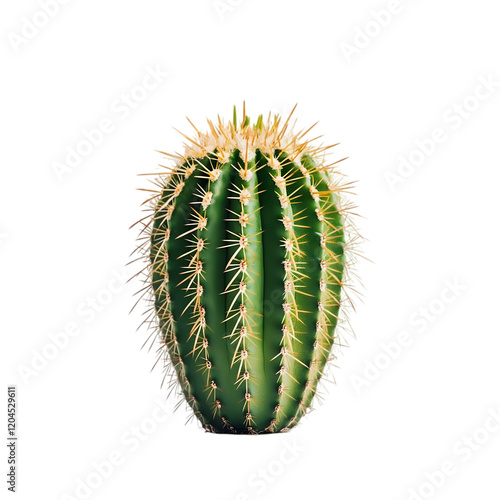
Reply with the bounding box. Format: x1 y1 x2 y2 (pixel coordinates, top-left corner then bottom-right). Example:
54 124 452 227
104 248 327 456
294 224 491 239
133 106 359 433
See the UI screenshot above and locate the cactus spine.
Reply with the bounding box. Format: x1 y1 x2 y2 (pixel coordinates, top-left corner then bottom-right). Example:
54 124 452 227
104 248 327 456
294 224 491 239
138 106 355 434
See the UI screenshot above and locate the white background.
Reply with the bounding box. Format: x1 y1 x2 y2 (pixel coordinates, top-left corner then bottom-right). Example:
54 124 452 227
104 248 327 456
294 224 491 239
2 1 500 499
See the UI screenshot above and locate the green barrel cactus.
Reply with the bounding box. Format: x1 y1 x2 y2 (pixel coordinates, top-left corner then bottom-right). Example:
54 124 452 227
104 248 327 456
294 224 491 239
138 106 355 434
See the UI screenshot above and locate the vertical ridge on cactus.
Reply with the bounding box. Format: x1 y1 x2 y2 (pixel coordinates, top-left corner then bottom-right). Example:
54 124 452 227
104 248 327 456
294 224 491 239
135 105 359 434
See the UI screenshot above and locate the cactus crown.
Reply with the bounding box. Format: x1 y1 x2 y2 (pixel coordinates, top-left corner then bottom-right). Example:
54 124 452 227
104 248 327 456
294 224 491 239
134 104 359 434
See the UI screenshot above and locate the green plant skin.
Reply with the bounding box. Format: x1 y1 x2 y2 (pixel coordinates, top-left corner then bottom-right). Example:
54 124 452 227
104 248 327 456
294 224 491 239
149 137 345 434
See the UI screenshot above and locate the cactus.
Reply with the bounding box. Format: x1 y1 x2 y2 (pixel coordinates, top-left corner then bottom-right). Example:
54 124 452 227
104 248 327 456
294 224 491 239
136 105 357 434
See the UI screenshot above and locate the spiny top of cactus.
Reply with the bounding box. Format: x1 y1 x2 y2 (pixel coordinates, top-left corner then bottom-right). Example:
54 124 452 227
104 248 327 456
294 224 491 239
160 104 347 183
